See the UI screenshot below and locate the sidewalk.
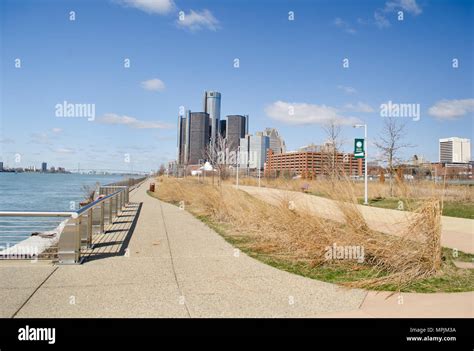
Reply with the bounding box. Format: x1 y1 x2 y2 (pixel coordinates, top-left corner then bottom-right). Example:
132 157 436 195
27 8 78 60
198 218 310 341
0 179 471 318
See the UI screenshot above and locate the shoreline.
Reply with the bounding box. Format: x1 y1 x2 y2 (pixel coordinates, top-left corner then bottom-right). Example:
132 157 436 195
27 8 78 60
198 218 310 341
0 219 67 260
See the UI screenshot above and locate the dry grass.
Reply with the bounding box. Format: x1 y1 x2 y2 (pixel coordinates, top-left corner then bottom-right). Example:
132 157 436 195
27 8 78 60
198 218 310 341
155 176 446 291
233 176 474 203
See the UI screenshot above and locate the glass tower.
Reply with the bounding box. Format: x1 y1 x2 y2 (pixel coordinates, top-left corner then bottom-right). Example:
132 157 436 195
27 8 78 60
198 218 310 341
203 91 221 150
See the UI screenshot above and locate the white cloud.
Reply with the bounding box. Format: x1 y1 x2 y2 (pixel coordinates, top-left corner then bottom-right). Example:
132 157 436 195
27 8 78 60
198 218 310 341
343 102 375 113
98 113 172 129
428 99 474 120
337 85 357 94
375 0 422 29
51 128 62 133
385 0 422 15
176 9 219 31
334 18 356 34
55 147 75 154
115 0 175 15
374 11 391 28
265 101 358 126
140 78 166 92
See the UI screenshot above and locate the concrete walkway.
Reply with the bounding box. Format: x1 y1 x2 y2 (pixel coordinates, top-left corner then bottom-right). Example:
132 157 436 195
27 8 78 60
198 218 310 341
0 180 472 318
238 185 474 254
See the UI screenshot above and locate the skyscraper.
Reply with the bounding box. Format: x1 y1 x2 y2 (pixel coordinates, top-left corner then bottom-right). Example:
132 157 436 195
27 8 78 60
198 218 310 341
226 115 247 155
188 112 210 165
439 137 471 163
219 120 226 140
177 110 210 166
250 133 270 170
41 162 47 172
203 91 221 150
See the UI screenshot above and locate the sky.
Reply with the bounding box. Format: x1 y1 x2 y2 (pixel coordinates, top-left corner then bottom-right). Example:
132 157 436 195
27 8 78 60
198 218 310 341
0 0 473 172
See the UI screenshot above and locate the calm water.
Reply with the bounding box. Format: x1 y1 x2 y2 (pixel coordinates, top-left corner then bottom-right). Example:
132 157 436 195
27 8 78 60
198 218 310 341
0 173 127 247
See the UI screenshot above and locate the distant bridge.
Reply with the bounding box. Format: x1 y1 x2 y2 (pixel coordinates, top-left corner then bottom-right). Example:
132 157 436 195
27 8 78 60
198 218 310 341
69 168 151 175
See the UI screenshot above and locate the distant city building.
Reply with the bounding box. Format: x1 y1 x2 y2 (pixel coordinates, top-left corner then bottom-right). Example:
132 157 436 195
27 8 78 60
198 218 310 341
176 111 210 165
250 133 269 170
239 133 269 170
430 162 472 180
239 135 250 168
299 141 336 153
298 143 321 152
266 149 364 178
203 91 221 150
219 119 226 139
263 128 286 154
177 110 210 165
226 115 247 155
176 91 254 169
439 137 471 164
411 154 426 166
41 162 47 172
0 162 3 172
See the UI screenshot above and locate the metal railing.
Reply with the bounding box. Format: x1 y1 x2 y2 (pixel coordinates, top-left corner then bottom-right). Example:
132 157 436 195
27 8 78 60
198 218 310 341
0 177 147 264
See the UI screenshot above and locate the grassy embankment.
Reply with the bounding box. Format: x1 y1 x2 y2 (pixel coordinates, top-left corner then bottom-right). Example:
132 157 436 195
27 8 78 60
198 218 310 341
149 177 473 293
230 177 474 219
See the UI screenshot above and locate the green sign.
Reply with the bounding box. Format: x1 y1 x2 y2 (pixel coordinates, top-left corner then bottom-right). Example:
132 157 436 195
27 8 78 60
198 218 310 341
354 138 365 159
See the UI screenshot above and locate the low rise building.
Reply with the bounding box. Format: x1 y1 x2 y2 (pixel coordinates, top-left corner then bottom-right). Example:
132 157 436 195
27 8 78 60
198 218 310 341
265 149 364 179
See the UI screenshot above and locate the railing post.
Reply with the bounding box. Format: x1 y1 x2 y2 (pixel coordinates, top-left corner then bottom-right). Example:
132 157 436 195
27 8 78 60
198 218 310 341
79 209 92 249
111 196 116 221
90 205 102 244
100 201 105 233
117 193 121 212
58 216 82 264
108 197 113 224
104 198 111 226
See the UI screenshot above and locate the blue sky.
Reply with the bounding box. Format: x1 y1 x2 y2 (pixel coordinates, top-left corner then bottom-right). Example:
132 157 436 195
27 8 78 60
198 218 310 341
1 0 473 172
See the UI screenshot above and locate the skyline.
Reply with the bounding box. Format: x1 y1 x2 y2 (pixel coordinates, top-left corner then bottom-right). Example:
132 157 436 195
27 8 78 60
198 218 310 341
1 0 473 171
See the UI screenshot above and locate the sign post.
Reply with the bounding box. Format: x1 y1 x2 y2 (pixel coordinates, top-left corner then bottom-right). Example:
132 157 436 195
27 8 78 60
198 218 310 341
353 125 368 205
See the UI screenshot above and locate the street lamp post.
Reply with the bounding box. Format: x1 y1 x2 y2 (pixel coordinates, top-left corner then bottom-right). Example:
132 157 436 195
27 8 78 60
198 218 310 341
236 146 240 189
258 150 261 187
354 124 368 205
198 159 203 183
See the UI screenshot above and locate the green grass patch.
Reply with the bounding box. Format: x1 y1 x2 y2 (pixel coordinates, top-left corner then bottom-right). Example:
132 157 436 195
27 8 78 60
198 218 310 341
356 197 474 219
441 202 474 219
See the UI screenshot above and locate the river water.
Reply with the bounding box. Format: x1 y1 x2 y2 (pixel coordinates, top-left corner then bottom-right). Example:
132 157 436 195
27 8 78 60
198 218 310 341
0 173 127 247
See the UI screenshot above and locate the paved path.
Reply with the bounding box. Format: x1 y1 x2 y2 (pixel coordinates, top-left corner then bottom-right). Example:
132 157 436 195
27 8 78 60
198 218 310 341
0 180 471 318
238 185 474 254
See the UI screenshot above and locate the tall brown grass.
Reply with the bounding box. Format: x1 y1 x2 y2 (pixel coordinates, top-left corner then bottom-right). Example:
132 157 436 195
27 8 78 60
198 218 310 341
233 176 473 203
156 177 443 290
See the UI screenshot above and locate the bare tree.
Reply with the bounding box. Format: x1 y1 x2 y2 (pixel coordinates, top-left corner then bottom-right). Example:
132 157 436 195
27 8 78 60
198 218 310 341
157 164 166 176
205 134 229 186
322 118 343 179
374 117 413 197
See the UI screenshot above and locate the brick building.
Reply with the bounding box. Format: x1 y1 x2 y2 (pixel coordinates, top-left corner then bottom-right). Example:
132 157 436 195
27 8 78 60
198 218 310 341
265 149 364 179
